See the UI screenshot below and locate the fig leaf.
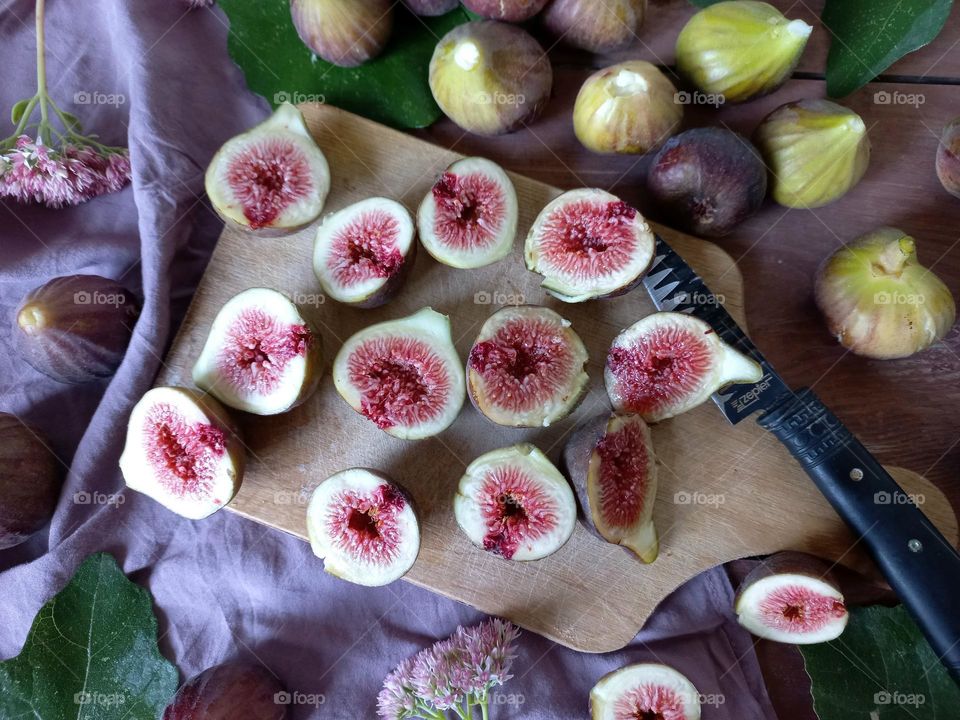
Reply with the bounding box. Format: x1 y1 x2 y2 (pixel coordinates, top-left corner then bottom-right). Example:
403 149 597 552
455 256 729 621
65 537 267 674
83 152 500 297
218 0 472 128
801 605 960 718
823 0 952 97
0 552 178 719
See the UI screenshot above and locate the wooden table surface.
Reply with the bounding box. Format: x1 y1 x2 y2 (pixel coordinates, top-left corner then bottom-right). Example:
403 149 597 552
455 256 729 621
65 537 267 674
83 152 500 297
414 1 960 715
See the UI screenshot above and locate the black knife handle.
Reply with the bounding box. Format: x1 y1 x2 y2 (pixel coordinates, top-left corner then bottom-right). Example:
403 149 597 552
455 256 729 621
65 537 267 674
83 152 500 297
759 388 960 681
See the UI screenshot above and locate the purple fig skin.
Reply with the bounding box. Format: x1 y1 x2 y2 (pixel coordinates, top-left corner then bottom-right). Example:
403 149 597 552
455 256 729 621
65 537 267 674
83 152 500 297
462 0 549 22
13 275 140 384
936 118 960 199
647 127 767 238
290 0 394 68
542 0 646 53
0 414 63 550
162 662 289 720
402 0 459 15
561 413 610 535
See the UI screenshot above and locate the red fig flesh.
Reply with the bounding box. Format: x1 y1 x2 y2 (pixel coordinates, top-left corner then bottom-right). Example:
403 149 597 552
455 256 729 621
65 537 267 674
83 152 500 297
591 663 701 720
0 414 62 550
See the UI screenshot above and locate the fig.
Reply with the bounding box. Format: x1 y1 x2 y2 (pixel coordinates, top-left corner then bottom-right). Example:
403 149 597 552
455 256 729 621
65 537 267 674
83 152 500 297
734 551 849 644
590 663 701 720
13 275 139 384
162 661 288 720
573 61 683 155
402 0 459 16
524 189 655 302
290 0 393 68
814 227 956 359
120 387 245 519
754 99 870 209
542 0 646 53
461 0 549 22
333 307 465 440
313 197 416 308
605 312 763 422
205 103 331 235
562 413 657 563
306 468 420 586
417 157 519 269
429 21 553 136
0 414 63 550
647 127 767 238
936 117 960 199
467 306 589 427
676 1 812 104
192 288 324 416
454 443 576 561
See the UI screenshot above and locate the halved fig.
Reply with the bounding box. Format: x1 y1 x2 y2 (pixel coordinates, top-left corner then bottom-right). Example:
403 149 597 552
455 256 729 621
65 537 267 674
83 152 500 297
333 307 465 439
591 663 701 720
562 413 658 563
205 103 330 236
467 306 588 427
524 189 655 302
735 551 849 644
306 468 420 586
417 157 519 269
454 443 576 561
313 197 416 308
192 288 323 416
120 387 245 519
605 312 763 422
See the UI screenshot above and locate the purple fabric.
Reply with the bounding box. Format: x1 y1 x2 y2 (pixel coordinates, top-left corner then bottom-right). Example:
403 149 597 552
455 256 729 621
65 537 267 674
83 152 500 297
0 2 777 718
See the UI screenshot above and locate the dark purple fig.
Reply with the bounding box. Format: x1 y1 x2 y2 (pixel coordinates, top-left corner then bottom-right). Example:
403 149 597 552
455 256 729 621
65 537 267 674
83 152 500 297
402 0 459 15
542 0 645 53
162 661 288 720
0 413 63 550
647 127 767 238
13 275 140 384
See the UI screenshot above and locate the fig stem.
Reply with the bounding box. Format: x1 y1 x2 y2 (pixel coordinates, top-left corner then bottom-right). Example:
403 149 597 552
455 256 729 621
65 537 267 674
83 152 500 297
16 304 45 334
876 235 916 275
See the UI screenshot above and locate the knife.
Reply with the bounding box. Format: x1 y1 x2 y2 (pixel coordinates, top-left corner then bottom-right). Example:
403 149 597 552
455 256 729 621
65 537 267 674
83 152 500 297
642 235 960 681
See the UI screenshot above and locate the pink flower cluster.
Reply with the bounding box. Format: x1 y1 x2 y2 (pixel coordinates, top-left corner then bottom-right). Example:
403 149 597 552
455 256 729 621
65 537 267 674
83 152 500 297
0 135 131 207
378 619 520 719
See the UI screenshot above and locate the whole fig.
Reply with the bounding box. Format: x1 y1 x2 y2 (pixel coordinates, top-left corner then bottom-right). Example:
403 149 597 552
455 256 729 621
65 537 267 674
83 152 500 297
291 0 394 68
13 275 140 384
0 414 63 550
402 0 459 15
162 661 288 720
936 118 960 199
462 0 549 22
647 127 766 237
542 0 646 53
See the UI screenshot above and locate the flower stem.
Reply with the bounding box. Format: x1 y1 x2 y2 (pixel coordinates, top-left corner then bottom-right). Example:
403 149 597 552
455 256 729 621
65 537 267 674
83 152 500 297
35 0 50 144
480 701 489 720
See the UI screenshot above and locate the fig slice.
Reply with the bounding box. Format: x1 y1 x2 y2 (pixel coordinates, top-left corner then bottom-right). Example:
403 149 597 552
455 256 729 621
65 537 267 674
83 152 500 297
605 311 763 422
120 387 245 519
333 307 465 440
454 443 576 561
562 413 658 563
591 663 701 720
525 189 655 302
735 551 849 644
192 288 324 416
306 468 421 587
205 103 330 236
313 197 416 308
417 157 519 269
467 305 589 427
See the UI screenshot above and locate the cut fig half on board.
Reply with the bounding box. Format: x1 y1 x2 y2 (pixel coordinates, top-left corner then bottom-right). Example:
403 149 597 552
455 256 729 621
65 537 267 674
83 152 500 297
454 444 577 561
563 413 658 562
525 189 655 302
313 197 416 308
306 468 421 586
192 288 323 416
605 311 763 422
205 103 330 236
591 663 701 720
735 551 849 644
467 305 589 427
120 387 245 519
333 307 465 439
417 157 519 269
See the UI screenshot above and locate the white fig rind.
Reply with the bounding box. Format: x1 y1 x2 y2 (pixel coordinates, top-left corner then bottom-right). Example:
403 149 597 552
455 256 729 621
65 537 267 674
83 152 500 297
736 572 848 644
591 663 701 720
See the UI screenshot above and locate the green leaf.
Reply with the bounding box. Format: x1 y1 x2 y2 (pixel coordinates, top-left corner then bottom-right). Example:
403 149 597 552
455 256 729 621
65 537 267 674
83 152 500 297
823 0 953 97
217 0 472 128
60 111 82 132
801 605 960 719
0 553 178 720
10 99 30 125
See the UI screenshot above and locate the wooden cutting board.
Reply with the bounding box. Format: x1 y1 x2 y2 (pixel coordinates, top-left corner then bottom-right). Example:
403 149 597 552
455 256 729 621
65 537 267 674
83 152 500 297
156 104 959 653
